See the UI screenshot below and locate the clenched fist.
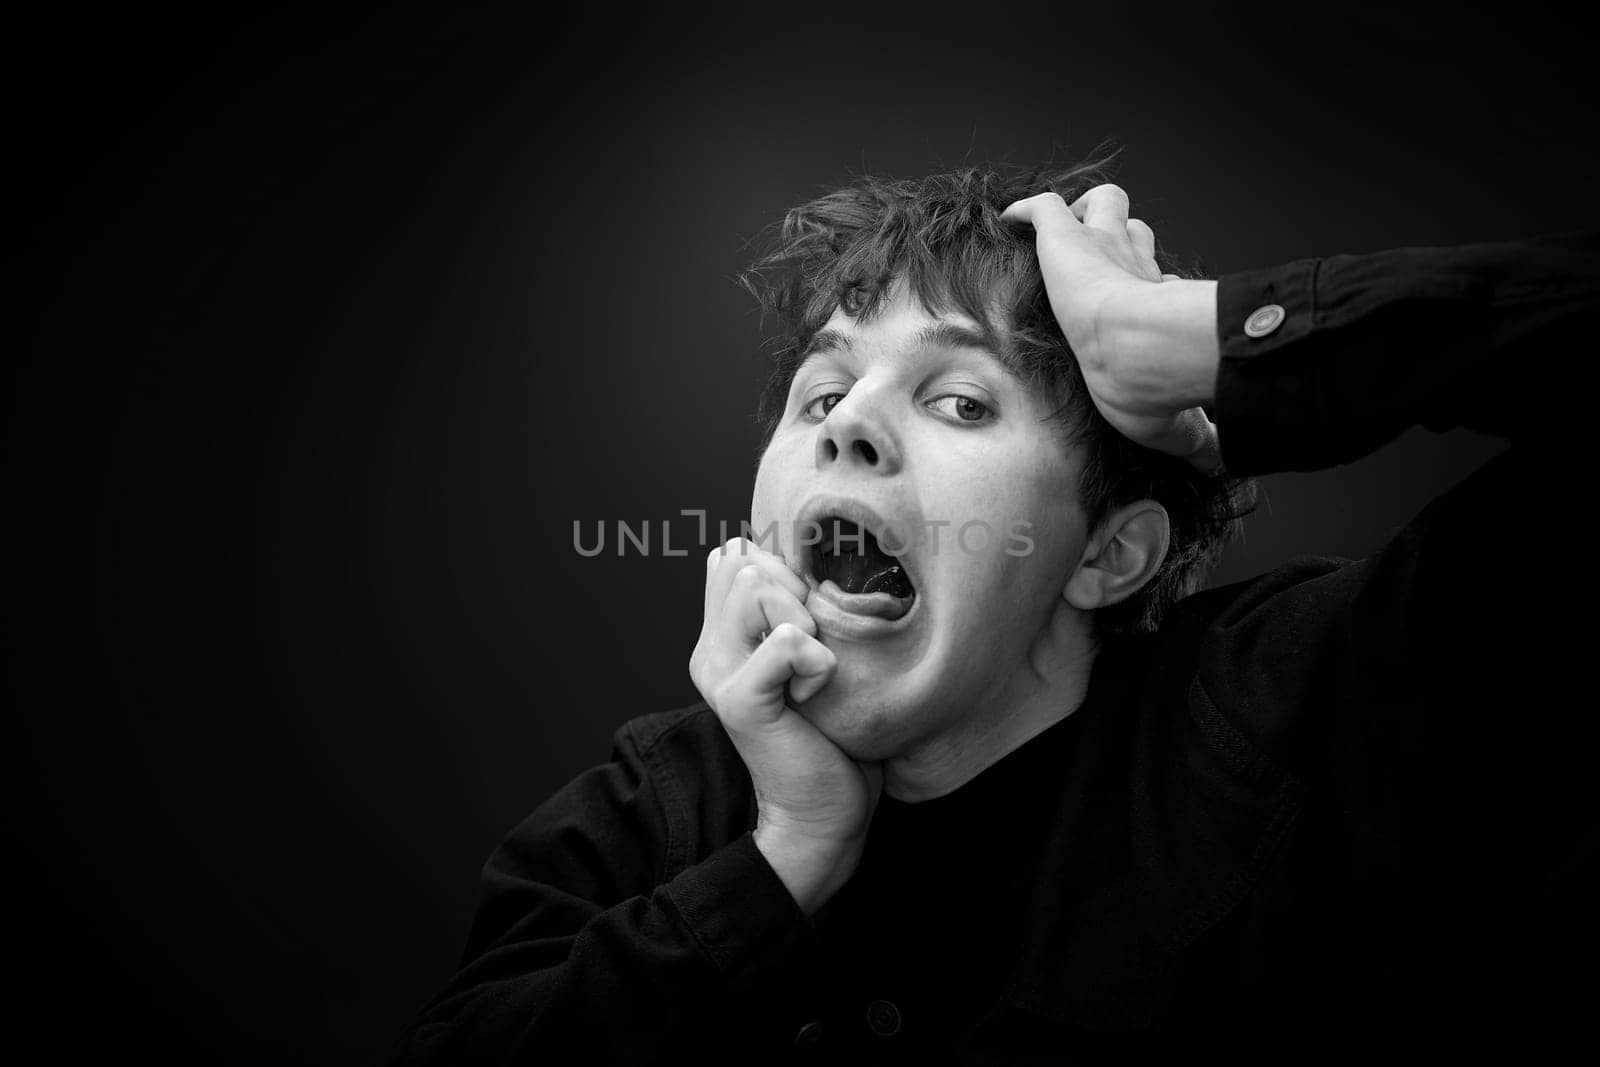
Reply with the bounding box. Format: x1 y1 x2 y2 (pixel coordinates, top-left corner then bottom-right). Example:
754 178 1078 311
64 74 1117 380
689 538 883 914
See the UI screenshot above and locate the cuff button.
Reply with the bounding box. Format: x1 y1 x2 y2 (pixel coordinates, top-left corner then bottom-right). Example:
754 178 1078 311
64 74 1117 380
866 999 902 1037
1244 303 1286 338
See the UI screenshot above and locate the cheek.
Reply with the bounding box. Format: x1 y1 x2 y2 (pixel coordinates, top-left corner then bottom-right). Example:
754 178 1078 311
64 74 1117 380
750 462 776 531
929 450 1081 591
936 444 1075 537
749 439 804 551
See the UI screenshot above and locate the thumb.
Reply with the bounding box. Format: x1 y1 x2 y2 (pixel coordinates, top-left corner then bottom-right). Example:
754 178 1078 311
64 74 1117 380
1170 409 1222 472
1000 191 1081 233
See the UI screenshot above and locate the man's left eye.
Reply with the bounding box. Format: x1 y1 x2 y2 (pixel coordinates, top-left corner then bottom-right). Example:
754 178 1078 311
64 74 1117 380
927 394 993 423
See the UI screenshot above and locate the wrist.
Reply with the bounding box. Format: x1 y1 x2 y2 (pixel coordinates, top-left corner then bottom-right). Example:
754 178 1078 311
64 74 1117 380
754 820 864 916
1100 279 1220 412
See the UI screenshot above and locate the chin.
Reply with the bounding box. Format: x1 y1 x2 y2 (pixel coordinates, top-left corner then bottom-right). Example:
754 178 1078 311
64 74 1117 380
792 666 925 762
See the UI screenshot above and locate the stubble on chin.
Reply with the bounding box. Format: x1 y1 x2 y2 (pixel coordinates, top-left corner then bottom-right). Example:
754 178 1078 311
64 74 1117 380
793 685 917 764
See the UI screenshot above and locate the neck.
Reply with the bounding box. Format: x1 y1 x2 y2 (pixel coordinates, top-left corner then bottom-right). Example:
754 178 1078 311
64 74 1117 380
883 598 1098 802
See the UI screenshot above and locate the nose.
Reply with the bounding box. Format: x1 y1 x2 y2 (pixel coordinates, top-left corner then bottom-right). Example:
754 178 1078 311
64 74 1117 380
815 385 902 475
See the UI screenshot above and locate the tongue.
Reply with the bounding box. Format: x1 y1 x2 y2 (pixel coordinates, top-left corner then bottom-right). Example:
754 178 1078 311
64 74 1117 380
817 550 914 599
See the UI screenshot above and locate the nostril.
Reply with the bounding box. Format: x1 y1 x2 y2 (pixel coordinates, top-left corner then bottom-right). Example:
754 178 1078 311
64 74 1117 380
821 439 839 461
854 440 878 464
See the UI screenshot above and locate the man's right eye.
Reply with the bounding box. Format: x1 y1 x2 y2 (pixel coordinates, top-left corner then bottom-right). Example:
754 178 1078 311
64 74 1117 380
802 392 846 419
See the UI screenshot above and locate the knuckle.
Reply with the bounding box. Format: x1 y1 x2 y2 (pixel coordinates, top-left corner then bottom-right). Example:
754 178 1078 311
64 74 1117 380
732 563 767 590
710 537 748 564
770 621 807 647
711 674 749 714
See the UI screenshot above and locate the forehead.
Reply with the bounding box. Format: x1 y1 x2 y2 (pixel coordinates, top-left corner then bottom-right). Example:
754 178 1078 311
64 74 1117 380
798 285 1016 378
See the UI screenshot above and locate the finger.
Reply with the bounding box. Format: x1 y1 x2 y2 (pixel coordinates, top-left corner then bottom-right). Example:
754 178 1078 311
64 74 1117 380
786 656 833 705
1071 183 1130 234
705 538 808 618
999 190 1080 233
760 624 836 707
718 566 816 654
1127 218 1156 263
1161 273 1182 282
1187 421 1223 474
723 623 836 727
1162 408 1222 472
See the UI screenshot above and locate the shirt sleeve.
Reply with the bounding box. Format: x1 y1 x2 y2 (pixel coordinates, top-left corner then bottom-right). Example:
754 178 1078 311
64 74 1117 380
1211 230 1597 472
385 715 812 1064
1186 233 1600 946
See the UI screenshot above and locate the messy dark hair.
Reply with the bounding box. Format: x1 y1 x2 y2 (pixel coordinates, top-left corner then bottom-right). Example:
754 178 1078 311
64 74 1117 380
737 156 1257 637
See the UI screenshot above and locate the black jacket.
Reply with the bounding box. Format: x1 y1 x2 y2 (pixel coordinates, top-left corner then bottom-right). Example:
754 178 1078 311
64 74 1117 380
391 233 1596 1063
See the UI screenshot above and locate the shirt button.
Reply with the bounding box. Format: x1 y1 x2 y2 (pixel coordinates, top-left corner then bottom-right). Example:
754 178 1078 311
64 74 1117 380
1244 303 1286 338
866 999 902 1037
793 1020 825 1049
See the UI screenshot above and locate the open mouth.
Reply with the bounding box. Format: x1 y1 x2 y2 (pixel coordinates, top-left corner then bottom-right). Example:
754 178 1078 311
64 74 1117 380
808 516 917 619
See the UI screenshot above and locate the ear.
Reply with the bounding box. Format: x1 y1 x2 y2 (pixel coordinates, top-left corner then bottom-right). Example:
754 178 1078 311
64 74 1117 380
1063 500 1171 612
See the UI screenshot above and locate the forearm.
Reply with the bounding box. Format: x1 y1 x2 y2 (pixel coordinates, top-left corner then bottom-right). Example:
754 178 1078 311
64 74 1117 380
1209 232 1596 475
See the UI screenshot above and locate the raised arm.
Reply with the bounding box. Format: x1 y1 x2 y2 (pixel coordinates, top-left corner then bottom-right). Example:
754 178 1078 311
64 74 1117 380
1008 186 1596 939
1208 232 1596 469
1002 189 1592 468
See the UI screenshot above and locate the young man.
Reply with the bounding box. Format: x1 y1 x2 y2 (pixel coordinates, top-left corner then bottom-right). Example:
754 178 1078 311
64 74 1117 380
392 163 1592 1062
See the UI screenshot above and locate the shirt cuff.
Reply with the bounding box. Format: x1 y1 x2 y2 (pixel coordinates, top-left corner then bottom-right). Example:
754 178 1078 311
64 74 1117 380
1213 257 1327 475
664 831 811 986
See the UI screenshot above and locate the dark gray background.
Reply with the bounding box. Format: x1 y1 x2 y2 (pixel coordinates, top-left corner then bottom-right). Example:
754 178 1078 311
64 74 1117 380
12 6 1588 1063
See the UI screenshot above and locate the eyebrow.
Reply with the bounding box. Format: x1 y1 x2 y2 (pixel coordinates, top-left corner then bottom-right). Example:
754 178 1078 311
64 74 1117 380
797 321 1015 375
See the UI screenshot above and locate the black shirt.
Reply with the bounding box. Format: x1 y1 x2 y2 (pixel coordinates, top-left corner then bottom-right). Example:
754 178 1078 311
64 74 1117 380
809 711 1084 1059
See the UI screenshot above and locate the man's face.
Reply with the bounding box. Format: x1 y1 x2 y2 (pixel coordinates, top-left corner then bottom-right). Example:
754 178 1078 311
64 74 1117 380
750 280 1088 760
